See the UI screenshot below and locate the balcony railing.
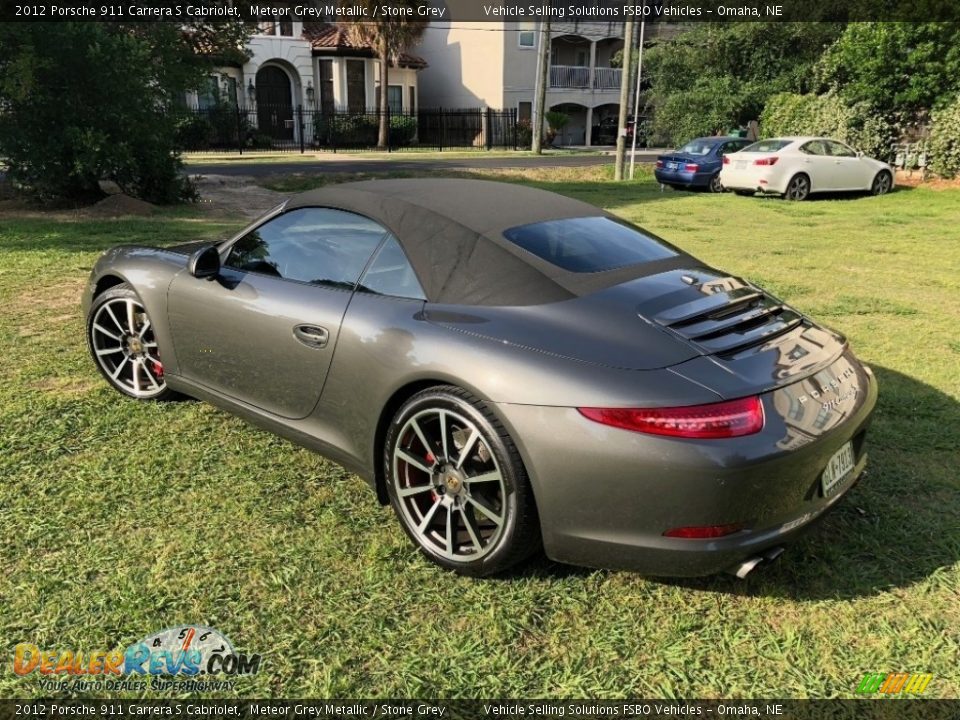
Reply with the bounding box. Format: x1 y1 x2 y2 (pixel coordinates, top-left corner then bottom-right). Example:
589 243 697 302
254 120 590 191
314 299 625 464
549 65 591 89
593 67 622 90
548 65 622 90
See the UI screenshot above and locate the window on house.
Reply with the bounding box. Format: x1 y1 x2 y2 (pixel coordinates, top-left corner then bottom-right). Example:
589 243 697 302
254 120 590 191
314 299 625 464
518 23 536 48
319 60 335 113
518 101 532 122
347 60 366 113
223 76 238 106
388 85 403 113
197 76 219 110
408 86 416 113
278 18 293 36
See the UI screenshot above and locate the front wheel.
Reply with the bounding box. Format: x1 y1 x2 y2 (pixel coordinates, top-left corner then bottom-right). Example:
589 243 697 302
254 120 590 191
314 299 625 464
871 170 893 196
87 283 175 400
384 386 541 576
784 173 811 201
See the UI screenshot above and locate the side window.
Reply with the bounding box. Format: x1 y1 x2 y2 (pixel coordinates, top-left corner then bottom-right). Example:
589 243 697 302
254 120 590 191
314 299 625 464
226 208 387 289
358 234 426 300
827 140 856 157
718 142 739 156
800 140 827 156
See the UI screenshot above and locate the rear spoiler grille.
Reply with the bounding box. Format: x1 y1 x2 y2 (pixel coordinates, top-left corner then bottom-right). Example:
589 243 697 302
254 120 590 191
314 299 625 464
652 277 806 357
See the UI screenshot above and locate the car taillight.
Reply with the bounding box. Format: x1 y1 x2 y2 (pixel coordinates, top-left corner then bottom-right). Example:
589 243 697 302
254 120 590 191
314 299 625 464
722 156 730 165
655 160 664 168
578 396 764 439
684 163 699 172
754 156 779 166
664 523 744 539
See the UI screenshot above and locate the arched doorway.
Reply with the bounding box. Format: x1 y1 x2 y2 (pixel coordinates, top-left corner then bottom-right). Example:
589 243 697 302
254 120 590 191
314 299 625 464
256 65 294 141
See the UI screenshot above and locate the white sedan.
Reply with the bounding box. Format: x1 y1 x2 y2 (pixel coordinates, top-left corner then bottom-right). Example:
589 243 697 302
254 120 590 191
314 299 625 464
719 137 895 200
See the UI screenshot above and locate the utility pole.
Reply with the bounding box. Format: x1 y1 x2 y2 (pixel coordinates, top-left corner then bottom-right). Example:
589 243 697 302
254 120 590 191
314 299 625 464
532 12 551 154
629 14 646 180
614 18 635 180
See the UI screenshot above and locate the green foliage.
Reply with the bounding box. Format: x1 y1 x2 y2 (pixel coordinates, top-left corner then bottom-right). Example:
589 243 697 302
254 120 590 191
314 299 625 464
817 23 960 116
313 113 417 148
0 22 249 203
515 119 533 149
176 101 249 152
545 111 570 132
928 95 960 178
760 92 896 159
644 22 844 146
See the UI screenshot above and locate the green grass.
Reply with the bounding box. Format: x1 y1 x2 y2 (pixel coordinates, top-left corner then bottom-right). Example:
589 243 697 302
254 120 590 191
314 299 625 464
1 169 958 700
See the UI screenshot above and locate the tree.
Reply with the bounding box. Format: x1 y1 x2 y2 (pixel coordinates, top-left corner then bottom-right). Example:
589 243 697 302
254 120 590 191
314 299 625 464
643 22 844 146
0 22 250 203
338 7 428 149
817 23 960 118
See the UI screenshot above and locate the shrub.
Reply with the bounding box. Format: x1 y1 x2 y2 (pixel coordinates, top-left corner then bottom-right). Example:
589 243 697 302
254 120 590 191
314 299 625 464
927 95 960 178
516 119 533 149
760 92 895 160
313 113 417 148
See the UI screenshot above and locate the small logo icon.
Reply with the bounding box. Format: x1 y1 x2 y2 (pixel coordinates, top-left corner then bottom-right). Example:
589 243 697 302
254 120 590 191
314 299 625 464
856 672 933 695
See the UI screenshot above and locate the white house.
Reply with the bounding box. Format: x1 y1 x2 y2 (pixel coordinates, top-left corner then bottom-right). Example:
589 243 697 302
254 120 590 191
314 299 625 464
189 20 426 144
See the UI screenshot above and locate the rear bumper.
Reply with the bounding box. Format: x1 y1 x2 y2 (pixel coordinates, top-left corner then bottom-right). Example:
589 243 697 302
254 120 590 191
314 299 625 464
720 167 788 194
494 352 878 576
655 168 712 187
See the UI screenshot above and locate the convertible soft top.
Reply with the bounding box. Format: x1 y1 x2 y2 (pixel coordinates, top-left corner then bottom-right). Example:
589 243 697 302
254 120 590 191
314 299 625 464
285 179 693 306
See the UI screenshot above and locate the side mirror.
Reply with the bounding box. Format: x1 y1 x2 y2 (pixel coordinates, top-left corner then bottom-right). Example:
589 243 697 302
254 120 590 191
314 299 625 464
188 245 221 279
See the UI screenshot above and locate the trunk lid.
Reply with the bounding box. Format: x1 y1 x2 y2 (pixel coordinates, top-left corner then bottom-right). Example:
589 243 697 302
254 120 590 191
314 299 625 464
425 268 845 392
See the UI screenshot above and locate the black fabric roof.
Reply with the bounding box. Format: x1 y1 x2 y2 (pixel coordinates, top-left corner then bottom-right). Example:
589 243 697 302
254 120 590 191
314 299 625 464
285 179 692 306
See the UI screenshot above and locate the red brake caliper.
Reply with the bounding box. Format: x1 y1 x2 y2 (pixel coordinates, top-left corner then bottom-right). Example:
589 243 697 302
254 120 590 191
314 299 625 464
151 358 164 380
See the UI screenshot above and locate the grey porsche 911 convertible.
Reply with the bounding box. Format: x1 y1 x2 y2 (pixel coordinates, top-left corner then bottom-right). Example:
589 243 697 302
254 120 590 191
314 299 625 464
82 179 877 578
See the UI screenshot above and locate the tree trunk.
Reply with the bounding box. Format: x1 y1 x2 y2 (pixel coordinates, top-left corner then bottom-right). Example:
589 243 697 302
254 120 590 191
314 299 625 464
378 37 390 150
532 17 551 154
614 18 635 181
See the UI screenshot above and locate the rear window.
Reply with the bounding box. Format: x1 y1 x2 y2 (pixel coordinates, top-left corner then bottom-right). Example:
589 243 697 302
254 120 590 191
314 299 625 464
742 139 792 153
502 216 678 273
677 140 717 156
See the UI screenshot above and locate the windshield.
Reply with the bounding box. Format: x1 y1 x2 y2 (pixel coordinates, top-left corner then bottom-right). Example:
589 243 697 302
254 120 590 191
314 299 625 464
677 140 717 156
742 139 792 153
502 216 678 273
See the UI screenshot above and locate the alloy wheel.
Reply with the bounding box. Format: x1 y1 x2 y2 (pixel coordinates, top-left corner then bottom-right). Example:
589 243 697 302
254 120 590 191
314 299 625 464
785 175 810 201
90 297 167 398
872 172 892 196
392 407 507 562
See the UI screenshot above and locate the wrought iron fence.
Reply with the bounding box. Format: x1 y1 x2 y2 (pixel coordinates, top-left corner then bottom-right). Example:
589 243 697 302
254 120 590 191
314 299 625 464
177 103 519 153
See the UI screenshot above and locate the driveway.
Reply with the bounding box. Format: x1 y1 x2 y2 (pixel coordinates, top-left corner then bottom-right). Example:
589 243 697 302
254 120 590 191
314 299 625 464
183 151 661 178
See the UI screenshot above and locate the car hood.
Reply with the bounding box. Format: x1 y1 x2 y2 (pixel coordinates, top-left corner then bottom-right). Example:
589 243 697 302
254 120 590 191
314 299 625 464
425 268 846 393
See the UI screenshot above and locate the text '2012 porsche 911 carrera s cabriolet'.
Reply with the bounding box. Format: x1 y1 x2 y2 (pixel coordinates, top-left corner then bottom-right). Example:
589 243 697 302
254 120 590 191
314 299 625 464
83 179 877 578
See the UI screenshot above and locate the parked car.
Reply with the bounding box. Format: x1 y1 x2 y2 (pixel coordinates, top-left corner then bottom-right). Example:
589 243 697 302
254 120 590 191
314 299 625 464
655 137 753 192
83 179 877 579
720 137 895 200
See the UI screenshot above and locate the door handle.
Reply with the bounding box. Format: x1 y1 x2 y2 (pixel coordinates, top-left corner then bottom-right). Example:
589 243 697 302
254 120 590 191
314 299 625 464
293 324 329 348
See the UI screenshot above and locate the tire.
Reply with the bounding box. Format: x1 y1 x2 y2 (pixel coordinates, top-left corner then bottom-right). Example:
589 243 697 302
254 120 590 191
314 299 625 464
384 386 541 577
871 170 893 196
784 173 811 201
708 173 724 193
733 189 755 197
87 283 176 401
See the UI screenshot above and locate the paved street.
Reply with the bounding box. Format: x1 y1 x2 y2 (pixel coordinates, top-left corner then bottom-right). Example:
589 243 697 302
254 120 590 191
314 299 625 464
183 150 662 177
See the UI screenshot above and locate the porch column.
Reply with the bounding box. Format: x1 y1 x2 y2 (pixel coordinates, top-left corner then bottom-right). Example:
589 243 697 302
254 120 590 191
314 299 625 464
585 106 594 147
588 40 597 90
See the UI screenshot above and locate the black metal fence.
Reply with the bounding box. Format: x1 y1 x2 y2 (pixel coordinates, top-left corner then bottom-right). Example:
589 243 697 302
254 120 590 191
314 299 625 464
177 103 520 153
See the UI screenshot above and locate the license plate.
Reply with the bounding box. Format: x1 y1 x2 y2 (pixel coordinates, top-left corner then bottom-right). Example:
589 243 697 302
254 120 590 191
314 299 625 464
668 162 678 170
735 160 747 169
821 442 855 497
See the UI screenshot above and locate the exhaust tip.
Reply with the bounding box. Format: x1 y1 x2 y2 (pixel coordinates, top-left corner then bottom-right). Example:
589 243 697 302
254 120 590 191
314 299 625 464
728 546 786 579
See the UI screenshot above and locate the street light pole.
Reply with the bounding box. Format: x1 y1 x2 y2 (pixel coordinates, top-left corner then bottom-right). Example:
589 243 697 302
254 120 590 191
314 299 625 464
629 14 646 180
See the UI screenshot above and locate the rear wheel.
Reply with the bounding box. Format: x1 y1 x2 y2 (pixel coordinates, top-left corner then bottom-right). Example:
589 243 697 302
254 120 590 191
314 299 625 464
871 170 892 196
87 283 174 400
784 173 811 201
708 173 724 193
385 386 540 576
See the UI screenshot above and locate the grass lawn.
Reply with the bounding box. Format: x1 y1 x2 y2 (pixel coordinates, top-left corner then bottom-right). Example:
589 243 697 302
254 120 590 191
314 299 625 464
1 168 958 700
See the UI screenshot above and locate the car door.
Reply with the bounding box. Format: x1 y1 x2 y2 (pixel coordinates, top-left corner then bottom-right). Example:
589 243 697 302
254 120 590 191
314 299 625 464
798 140 835 190
824 140 865 189
167 207 389 419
